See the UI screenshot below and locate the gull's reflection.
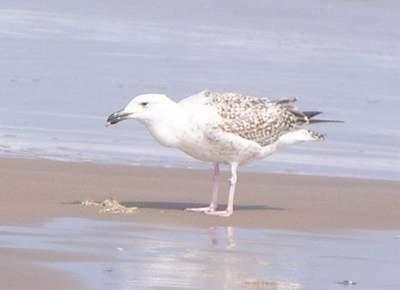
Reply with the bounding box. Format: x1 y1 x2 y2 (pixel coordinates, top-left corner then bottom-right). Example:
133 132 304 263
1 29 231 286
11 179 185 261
15 218 307 290
208 226 236 249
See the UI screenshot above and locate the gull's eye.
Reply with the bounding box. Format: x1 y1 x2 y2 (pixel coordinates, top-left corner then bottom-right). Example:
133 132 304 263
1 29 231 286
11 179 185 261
140 102 149 107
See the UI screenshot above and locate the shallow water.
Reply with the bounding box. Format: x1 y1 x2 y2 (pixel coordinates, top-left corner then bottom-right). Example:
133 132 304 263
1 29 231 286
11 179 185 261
1 218 399 290
0 1 399 180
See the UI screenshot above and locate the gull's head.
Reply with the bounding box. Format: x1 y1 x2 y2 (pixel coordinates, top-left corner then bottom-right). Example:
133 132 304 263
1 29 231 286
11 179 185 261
106 94 174 126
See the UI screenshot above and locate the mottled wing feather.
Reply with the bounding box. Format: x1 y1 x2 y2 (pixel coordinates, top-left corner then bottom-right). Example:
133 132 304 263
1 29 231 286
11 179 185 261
205 91 306 146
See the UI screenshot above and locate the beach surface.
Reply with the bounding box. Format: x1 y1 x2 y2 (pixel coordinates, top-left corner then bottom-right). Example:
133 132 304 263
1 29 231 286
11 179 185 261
1 158 399 229
1 158 400 289
1 1 400 289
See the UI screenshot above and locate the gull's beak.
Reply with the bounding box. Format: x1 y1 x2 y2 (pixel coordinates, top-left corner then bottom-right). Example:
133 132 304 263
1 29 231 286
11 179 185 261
106 109 131 127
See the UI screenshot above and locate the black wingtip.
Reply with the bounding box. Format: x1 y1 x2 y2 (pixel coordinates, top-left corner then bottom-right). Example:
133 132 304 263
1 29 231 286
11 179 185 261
302 111 343 124
309 119 345 124
303 111 323 118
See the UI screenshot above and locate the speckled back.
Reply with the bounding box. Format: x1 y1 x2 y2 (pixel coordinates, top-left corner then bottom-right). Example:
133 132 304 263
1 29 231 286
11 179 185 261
204 91 305 146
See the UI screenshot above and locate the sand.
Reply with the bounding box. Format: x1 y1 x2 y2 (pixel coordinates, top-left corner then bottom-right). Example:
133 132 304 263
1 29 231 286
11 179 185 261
1 157 399 289
1 157 399 229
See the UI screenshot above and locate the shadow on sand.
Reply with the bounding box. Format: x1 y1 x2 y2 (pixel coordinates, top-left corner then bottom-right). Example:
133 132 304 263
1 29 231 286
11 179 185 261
120 201 284 211
66 200 284 211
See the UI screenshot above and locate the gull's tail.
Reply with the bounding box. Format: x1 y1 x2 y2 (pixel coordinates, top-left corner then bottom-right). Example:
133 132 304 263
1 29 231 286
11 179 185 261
302 111 344 124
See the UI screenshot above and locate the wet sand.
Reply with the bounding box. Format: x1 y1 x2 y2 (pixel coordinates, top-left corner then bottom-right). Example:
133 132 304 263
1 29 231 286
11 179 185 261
1 157 400 290
2 217 399 290
1 247 85 290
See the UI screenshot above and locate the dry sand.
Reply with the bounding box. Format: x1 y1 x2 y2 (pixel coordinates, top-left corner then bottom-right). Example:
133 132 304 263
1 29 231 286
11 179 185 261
1 157 399 290
1 157 399 229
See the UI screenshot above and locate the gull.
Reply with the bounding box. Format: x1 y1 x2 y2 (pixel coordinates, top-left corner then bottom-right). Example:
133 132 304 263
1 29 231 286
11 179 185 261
106 90 339 217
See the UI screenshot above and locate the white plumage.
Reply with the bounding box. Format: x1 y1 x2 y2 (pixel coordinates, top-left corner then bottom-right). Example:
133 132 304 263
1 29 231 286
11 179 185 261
106 90 326 217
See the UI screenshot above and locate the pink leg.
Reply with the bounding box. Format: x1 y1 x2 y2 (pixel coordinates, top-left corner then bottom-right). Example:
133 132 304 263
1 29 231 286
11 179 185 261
185 163 220 212
206 162 238 217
